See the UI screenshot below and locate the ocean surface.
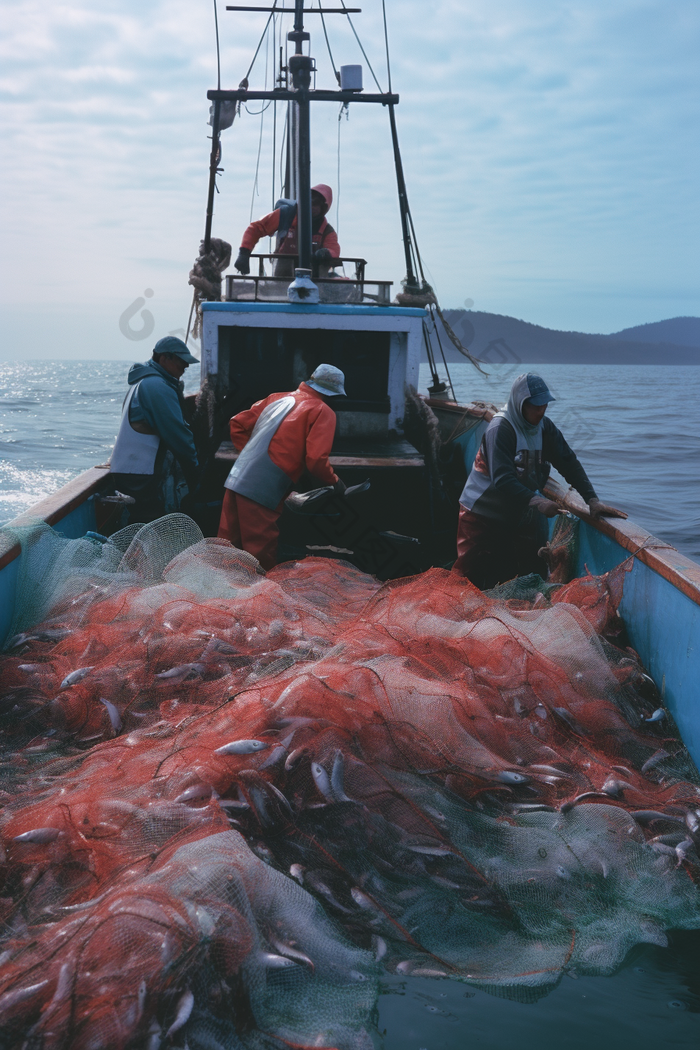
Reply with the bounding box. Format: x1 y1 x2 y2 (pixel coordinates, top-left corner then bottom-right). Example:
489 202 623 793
0 360 699 1045
1 361 698 561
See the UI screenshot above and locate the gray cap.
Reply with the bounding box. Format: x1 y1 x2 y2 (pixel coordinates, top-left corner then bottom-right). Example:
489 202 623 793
306 363 346 397
154 336 199 364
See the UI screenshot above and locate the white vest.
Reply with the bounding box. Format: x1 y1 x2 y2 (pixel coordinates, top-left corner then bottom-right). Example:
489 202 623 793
224 396 296 510
110 383 160 475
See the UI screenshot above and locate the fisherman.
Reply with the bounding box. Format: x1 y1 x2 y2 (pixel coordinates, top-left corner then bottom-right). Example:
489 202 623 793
109 336 200 523
233 184 340 277
218 364 347 569
454 372 627 589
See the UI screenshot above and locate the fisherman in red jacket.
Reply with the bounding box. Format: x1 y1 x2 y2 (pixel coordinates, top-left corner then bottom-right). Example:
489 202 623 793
233 184 340 276
218 364 347 569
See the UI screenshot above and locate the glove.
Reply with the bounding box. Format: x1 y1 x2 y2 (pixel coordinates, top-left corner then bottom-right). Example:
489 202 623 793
534 498 561 518
333 479 347 496
588 498 628 520
234 247 251 275
313 247 332 265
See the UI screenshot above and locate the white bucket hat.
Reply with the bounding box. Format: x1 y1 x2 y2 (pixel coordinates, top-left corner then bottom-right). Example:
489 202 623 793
306 363 346 397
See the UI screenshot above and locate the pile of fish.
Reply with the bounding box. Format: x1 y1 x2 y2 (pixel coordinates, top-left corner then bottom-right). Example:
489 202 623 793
0 517 699 1049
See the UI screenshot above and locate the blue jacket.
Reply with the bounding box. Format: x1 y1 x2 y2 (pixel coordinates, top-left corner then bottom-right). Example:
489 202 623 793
127 361 198 468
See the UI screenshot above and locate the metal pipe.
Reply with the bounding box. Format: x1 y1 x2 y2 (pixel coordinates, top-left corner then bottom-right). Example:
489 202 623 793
387 103 417 289
204 100 222 254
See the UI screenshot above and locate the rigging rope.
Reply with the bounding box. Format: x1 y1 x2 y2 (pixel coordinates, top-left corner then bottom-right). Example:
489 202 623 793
381 0 392 93
339 0 384 92
318 0 339 82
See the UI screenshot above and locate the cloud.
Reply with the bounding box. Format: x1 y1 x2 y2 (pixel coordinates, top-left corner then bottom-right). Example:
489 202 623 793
0 0 699 355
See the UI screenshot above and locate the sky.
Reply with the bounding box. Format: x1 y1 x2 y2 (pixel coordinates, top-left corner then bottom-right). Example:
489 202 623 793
1 0 699 359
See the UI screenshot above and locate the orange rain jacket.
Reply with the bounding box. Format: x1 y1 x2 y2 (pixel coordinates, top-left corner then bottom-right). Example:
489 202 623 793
240 183 341 258
229 383 339 487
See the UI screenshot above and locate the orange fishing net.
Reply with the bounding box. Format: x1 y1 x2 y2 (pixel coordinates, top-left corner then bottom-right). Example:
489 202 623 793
0 517 698 1049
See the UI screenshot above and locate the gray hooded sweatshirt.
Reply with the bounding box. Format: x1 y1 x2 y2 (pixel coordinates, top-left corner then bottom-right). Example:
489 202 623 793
460 373 596 523
125 360 198 470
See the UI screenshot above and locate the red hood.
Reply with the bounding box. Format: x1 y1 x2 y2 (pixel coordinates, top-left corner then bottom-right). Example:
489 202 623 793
312 183 333 214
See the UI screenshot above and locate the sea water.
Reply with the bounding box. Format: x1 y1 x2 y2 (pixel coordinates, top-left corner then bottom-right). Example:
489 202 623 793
1 359 699 1047
0 361 698 559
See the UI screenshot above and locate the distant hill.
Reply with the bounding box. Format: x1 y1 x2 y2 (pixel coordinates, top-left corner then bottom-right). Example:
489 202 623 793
610 317 700 347
425 311 700 366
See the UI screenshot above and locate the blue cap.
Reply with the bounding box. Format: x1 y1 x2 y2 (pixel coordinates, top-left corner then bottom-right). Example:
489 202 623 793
153 336 199 364
525 373 555 407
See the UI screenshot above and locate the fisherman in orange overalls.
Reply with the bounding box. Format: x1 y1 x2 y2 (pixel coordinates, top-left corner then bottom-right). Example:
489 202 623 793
233 184 340 277
217 364 347 569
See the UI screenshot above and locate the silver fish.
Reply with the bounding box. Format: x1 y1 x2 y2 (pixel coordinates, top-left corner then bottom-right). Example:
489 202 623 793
257 951 298 969
372 935 387 961
218 798 250 812
155 662 205 682
331 749 355 802
165 988 194 1038
496 770 530 785
8 628 70 648
59 666 94 690
269 936 314 972
644 708 665 723
675 838 694 867
13 827 61 844
311 762 335 802
284 746 307 772
289 863 304 883
146 1019 162 1050
175 783 213 805
641 749 670 775
214 739 269 755
0 979 49 1013
350 887 377 911
99 698 122 733
406 843 454 857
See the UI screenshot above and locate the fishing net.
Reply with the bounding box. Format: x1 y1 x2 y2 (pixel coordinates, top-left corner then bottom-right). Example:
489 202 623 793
0 516 699 1048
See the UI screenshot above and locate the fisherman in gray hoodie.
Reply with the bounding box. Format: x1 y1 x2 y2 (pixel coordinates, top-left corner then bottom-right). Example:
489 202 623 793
109 336 200 523
454 372 626 589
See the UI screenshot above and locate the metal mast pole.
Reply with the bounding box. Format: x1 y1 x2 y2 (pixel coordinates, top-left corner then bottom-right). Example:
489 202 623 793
387 103 417 290
288 0 313 270
204 101 222 253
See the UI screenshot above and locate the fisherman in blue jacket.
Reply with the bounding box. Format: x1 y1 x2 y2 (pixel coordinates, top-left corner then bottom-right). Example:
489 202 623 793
109 336 200 523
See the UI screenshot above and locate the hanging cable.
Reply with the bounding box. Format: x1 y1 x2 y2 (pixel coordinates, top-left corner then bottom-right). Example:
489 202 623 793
213 0 221 90
318 0 339 82
244 0 281 82
381 0 392 93
338 0 383 91
249 20 272 220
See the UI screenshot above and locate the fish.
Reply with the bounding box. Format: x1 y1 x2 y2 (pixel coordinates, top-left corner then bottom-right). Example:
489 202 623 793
284 746 307 772
405 844 454 857
218 798 250 812
675 838 694 867
372 935 387 961
214 739 269 755
269 936 314 972
146 1019 163 1050
311 761 335 802
290 863 305 883
601 777 633 797
59 666 94 690
644 708 666 723
13 827 61 844
640 749 670 775
7 628 70 648
331 749 355 802
350 887 377 911
175 783 213 805
99 698 122 733
155 662 205 682
496 770 530 785
165 988 194 1038
257 951 298 970
632 810 685 827
560 793 611 813
0 979 50 1014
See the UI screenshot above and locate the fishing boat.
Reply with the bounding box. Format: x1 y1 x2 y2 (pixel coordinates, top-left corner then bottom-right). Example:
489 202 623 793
1 0 698 761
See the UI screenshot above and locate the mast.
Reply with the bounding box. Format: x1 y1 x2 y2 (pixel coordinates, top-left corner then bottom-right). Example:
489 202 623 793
288 0 313 270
